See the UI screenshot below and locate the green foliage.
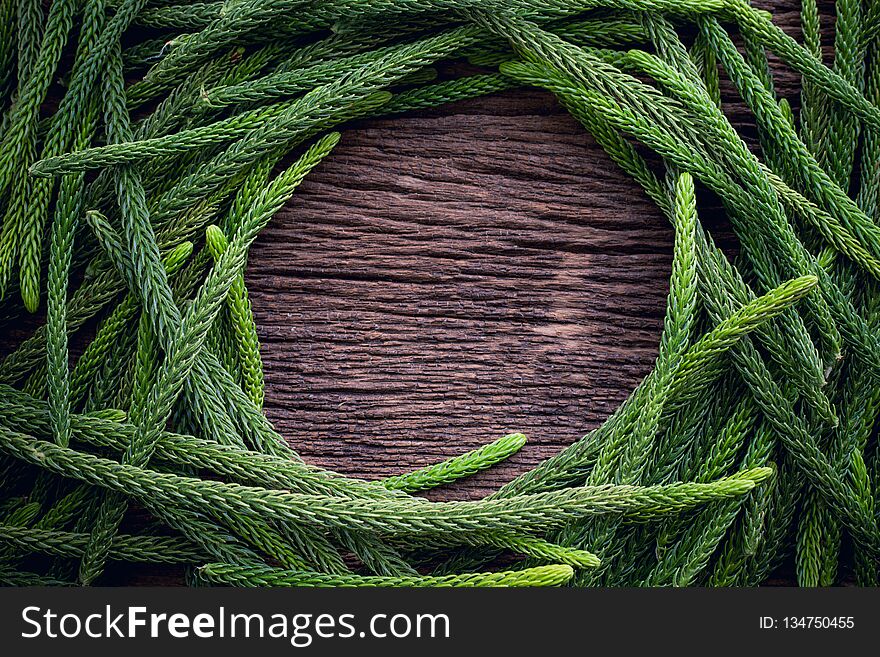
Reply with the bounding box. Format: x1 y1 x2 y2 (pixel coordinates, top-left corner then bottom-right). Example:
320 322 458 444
0 0 878 587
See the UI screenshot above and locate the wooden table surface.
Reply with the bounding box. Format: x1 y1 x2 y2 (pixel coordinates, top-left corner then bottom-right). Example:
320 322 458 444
1 0 828 508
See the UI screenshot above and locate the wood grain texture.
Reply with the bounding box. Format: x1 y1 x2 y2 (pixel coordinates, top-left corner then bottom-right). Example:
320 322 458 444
0 1 835 507
253 88 670 500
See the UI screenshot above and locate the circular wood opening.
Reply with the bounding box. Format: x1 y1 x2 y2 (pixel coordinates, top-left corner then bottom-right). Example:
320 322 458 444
246 87 672 499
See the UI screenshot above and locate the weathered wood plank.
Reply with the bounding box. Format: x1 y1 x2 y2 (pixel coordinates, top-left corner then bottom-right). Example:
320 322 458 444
254 88 671 499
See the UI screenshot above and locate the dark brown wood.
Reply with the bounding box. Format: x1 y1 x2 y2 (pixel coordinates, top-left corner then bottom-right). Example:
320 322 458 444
253 87 671 500
0 0 832 506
